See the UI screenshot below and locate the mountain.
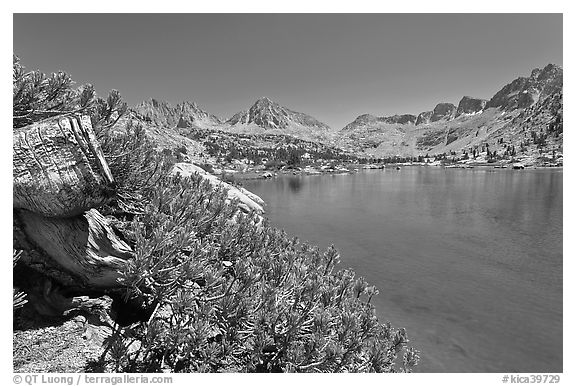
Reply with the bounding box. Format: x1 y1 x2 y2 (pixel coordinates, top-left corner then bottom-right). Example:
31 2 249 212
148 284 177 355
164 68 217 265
131 99 223 130
125 64 562 165
456 97 487 117
114 99 229 165
336 64 563 159
416 103 457 125
225 97 334 143
339 114 416 152
486 64 562 110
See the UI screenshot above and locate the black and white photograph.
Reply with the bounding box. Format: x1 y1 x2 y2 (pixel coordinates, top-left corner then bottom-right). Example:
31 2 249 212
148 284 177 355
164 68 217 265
8 7 568 382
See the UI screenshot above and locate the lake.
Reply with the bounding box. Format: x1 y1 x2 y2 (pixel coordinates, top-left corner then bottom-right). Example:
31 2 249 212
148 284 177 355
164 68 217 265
243 167 563 373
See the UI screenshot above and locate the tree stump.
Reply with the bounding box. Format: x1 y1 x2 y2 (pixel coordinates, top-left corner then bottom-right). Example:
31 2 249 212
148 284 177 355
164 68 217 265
13 115 115 218
13 114 132 292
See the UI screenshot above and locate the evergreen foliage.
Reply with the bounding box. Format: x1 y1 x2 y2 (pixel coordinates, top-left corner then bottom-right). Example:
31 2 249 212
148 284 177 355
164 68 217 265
13 55 419 372
110 174 420 372
97 120 172 214
13 55 127 130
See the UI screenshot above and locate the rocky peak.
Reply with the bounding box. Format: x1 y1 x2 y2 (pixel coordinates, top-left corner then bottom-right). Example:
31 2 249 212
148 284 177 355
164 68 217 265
350 114 376 125
132 99 176 127
456 96 487 117
381 114 417 125
253 96 274 106
177 101 222 127
227 97 331 132
357 113 376 121
180 100 200 111
537 64 563 96
486 64 562 110
415 103 456 126
530 64 561 81
431 103 457 121
149 98 167 109
343 113 416 131
416 111 433 126
237 97 290 129
249 96 283 114
530 68 543 79
131 99 222 129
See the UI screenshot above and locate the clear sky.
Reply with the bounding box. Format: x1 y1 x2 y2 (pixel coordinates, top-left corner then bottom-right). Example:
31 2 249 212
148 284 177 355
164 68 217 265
13 14 562 129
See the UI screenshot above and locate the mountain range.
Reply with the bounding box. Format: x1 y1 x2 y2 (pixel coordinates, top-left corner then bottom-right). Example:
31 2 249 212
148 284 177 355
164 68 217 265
127 63 562 159
336 63 562 157
132 99 223 130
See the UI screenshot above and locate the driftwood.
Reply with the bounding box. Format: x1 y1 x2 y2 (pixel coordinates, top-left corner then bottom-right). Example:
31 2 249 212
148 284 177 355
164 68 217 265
18 209 132 288
13 114 131 295
13 115 115 218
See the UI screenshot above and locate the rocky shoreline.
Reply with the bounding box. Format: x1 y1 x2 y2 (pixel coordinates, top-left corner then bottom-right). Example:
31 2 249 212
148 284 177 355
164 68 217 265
227 162 563 182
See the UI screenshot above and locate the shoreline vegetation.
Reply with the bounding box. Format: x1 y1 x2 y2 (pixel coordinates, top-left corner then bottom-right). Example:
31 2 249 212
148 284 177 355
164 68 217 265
13 56 420 373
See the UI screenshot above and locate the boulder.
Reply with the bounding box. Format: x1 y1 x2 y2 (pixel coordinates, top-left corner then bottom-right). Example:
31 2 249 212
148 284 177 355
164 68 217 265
171 163 265 214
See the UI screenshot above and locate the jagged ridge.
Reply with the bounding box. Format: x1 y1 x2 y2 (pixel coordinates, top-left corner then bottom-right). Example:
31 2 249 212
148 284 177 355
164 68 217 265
336 64 563 158
131 99 223 130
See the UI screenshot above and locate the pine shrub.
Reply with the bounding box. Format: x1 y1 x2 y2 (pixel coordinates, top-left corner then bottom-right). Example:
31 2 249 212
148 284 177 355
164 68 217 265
13 55 126 130
96 120 172 214
109 173 420 372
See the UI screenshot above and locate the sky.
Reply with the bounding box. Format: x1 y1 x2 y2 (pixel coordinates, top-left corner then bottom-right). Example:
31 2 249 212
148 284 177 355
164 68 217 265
13 14 562 129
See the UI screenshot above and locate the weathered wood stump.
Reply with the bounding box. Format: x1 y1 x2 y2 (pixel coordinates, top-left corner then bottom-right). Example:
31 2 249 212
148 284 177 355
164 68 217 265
18 209 132 288
13 115 115 218
13 114 132 294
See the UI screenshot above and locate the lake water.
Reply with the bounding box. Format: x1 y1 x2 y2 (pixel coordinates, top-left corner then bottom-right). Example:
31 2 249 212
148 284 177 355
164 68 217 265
243 167 563 373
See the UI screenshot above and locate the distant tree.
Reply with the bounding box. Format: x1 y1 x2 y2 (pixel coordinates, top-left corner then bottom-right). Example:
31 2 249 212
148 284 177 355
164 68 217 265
287 149 301 166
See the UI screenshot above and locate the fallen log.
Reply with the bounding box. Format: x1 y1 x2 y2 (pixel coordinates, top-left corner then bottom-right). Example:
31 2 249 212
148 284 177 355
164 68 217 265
17 209 133 289
13 115 115 218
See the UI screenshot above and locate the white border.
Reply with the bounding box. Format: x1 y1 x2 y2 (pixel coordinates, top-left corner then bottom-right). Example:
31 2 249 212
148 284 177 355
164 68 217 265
2 4 572 386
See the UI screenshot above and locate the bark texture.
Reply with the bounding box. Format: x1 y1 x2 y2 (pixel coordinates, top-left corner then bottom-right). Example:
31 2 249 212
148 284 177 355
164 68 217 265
17 209 132 288
13 115 115 218
14 114 132 293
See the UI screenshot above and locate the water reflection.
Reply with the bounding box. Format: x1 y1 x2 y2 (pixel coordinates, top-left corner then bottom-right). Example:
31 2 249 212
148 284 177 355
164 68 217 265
287 176 303 193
